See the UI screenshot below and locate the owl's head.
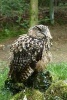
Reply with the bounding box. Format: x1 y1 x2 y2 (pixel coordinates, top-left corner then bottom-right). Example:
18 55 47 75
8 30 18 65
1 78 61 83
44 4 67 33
28 25 52 39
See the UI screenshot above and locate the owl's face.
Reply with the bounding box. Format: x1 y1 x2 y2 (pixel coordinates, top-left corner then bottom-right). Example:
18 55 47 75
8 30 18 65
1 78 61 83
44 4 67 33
28 25 52 39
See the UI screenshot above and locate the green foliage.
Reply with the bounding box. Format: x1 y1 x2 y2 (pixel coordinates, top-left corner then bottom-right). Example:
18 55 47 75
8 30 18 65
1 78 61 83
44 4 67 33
20 20 29 28
39 16 50 24
0 0 29 17
0 27 27 41
47 63 67 81
39 0 50 7
0 0 29 29
0 61 12 100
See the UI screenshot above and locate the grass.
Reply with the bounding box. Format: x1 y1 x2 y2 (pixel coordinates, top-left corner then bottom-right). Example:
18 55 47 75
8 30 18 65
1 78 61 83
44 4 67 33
0 61 67 100
47 62 67 82
0 61 13 100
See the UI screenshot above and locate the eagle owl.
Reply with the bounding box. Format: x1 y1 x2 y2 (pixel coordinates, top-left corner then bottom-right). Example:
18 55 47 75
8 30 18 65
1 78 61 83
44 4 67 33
8 25 52 83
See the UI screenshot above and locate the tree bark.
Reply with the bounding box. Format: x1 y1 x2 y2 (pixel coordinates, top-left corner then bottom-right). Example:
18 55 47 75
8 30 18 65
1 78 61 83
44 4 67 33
49 0 54 24
30 0 38 27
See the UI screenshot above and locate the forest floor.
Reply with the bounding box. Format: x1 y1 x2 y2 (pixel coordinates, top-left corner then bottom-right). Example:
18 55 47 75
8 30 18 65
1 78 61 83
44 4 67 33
0 23 67 64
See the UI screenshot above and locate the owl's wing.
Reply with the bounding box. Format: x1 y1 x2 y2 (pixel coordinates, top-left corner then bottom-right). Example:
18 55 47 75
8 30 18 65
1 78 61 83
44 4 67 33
10 35 44 68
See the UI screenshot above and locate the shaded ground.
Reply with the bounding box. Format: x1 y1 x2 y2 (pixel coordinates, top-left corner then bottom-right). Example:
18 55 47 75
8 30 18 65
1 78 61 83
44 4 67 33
0 24 67 63
50 24 67 63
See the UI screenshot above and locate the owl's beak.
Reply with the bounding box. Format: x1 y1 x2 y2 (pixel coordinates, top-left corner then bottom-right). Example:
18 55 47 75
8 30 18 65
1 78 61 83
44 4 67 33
44 30 52 39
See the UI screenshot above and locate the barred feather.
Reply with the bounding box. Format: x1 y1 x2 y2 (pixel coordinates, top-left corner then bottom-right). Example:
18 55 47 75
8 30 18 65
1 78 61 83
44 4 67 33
8 25 52 82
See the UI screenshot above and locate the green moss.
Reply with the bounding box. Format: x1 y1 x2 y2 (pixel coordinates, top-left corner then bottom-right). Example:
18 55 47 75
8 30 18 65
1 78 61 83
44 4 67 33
10 88 44 100
44 80 67 100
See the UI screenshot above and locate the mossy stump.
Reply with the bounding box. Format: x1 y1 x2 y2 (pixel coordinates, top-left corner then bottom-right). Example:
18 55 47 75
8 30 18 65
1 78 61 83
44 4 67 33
10 88 44 100
44 80 67 100
5 71 52 94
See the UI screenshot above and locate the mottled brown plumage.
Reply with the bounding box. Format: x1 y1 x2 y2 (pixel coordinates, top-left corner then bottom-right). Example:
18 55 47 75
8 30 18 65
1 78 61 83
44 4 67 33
8 25 52 83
